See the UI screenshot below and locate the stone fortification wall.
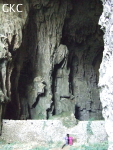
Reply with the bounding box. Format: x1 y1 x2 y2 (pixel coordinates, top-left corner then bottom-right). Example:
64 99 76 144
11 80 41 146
0 120 107 146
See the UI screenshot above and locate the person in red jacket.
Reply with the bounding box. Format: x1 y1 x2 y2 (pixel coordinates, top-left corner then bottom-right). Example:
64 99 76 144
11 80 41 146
69 136 73 145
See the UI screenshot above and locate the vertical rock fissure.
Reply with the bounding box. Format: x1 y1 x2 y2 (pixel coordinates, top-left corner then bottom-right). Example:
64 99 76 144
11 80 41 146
0 0 105 123
4 0 70 120
0 0 30 127
51 58 67 117
61 0 104 120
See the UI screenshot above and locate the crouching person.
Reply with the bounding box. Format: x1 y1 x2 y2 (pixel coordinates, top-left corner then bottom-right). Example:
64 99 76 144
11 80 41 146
62 134 69 149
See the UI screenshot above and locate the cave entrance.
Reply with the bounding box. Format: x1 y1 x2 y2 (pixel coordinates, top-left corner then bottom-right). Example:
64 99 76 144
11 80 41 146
2 0 104 121
61 0 104 120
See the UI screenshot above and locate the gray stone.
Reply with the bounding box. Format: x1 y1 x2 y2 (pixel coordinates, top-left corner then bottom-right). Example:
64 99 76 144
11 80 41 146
0 0 104 124
99 0 113 149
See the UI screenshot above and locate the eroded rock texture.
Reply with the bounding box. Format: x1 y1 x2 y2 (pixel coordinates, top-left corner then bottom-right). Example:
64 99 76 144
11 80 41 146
99 0 113 149
0 0 104 122
62 0 104 120
1 0 72 120
0 0 29 131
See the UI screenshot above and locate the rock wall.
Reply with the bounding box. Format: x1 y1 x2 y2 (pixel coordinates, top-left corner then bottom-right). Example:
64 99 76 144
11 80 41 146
0 0 29 132
62 0 104 120
0 119 107 146
0 0 104 122
99 0 113 149
0 0 72 120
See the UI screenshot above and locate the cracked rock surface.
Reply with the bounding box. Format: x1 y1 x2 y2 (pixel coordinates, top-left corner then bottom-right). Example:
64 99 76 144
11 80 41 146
0 0 104 124
99 0 113 149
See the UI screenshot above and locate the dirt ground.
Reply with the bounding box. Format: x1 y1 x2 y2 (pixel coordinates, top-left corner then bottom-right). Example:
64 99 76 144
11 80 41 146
51 145 75 150
0 142 78 150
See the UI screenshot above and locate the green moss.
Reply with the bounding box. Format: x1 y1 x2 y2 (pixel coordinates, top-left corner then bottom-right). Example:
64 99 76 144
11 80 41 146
86 118 94 135
80 142 108 150
49 111 78 128
0 143 15 150
42 121 47 130
30 147 49 150
0 141 108 150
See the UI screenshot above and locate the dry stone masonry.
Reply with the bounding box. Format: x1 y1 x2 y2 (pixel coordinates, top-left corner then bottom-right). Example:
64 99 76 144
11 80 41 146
0 119 107 146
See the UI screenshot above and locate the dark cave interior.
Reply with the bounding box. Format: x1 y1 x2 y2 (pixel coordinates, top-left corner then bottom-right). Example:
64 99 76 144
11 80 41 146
3 0 104 121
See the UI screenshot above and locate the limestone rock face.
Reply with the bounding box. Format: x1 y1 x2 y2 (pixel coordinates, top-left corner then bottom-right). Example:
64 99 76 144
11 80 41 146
0 0 104 122
62 0 104 120
99 0 113 149
0 1 29 128
0 0 72 120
